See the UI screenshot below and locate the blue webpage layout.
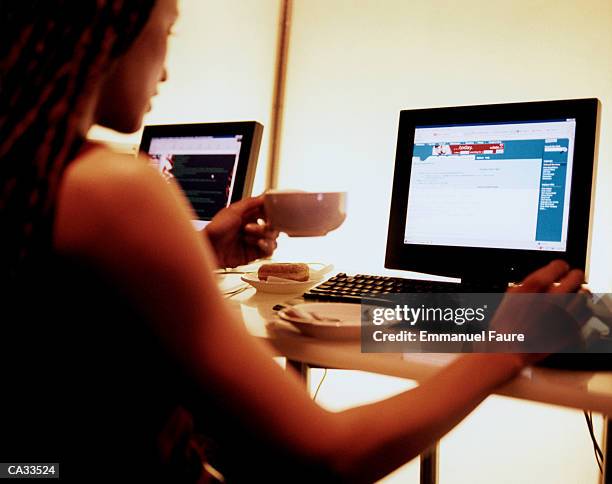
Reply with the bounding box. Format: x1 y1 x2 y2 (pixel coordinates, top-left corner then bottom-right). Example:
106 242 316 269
405 120 575 251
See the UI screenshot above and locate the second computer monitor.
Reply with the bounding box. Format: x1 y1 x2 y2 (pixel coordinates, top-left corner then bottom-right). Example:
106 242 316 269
386 99 599 283
139 121 263 229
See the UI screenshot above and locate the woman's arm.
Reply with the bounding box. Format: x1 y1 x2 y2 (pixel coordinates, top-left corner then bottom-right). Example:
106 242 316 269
52 149 575 482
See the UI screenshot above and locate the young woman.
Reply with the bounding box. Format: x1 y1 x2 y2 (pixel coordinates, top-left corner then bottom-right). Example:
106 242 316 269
0 1 584 482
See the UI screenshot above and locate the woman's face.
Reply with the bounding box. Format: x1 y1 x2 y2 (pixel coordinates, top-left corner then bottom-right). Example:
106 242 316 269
95 0 179 133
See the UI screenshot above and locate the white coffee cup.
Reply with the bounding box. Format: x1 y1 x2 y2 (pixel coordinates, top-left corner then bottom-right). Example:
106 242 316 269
263 190 347 237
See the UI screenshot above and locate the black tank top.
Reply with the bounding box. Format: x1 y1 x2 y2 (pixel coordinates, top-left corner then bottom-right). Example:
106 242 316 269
0 252 191 482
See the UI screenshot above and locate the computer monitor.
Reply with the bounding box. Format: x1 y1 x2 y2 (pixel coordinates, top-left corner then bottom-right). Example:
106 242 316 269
139 121 263 229
386 99 599 284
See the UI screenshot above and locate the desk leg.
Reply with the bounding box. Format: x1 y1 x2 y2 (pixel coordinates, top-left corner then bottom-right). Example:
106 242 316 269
286 359 310 388
603 416 611 484
420 442 439 484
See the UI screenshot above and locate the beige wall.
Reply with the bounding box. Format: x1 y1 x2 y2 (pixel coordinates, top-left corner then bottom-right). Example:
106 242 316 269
89 0 280 194
278 0 612 290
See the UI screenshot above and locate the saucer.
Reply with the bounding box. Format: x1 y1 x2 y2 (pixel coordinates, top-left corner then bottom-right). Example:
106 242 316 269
240 263 332 294
277 302 361 340
241 274 321 294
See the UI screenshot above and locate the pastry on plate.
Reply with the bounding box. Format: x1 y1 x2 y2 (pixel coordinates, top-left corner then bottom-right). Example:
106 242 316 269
258 263 309 282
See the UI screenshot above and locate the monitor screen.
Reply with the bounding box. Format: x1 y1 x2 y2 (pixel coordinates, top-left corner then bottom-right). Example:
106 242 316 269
147 134 244 225
140 122 263 230
385 99 599 283
405 119 576 252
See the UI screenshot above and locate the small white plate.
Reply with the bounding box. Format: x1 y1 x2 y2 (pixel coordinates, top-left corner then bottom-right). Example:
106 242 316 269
277 302 361 340
241 273 320 294
240 263 331 294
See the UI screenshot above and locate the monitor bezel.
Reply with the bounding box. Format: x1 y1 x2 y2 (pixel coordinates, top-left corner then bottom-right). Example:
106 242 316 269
385 98 599 283
139 121 263 220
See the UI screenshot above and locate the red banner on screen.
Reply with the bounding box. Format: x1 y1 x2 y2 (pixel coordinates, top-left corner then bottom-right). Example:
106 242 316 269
449 143 504 154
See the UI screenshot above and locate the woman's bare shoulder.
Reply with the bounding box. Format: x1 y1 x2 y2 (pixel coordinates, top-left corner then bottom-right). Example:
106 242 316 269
54 145 169 256
63 145 153 190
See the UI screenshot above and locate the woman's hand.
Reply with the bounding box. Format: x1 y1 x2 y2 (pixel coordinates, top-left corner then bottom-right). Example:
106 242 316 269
488 260 587 366
203 196 279 268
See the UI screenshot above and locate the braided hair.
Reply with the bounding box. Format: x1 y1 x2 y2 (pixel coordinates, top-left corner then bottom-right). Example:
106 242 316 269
0 0 155 280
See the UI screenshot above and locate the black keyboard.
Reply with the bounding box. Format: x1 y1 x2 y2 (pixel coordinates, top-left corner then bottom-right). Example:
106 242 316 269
303 273 507 303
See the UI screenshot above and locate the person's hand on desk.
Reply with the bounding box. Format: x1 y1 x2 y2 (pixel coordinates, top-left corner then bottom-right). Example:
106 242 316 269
203 195 280 268
487 260 587 366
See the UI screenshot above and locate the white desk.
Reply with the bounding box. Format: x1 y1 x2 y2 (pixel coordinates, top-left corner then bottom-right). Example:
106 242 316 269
222 273 612 483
